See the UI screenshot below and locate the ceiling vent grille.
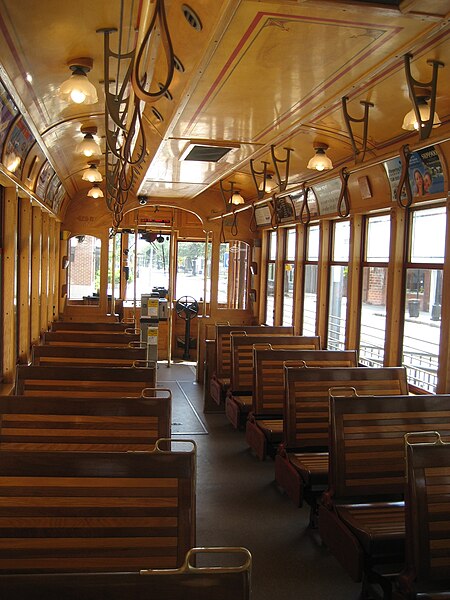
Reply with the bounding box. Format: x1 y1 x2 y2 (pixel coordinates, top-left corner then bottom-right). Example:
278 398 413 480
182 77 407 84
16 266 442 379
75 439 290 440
180 143 238 163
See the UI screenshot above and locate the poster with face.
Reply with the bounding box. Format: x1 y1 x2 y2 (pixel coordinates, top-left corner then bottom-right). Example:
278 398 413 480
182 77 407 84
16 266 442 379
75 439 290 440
384 145 445 201
35 161 55 200
46 173 61 208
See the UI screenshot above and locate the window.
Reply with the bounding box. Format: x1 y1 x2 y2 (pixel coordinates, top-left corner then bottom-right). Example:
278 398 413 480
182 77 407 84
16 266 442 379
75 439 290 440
265 230 277 325
125 233 170 302
282 228 296 326
402 207 446 392
359 215 390 366
176 240 205 301
327 221 350 349
302 225 319 336
67 235 101 301
218 240 249 309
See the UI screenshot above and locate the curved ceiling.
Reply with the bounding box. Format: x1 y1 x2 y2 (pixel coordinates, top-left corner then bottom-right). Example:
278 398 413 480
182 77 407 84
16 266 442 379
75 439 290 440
0 0 448 219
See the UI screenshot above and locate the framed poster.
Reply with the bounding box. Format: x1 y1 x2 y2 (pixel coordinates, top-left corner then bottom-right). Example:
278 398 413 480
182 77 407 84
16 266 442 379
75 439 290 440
46 173 61 208
384 145 445 202
255 203 272 226
311 177 341 215
52 182 66 213
274 196 295 223
2 115 34 177
289 188 319 220
0 79 18 157
35 161 55 200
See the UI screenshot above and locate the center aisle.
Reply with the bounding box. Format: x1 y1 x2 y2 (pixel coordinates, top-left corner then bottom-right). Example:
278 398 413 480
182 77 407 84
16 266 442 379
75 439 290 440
157 362 361 600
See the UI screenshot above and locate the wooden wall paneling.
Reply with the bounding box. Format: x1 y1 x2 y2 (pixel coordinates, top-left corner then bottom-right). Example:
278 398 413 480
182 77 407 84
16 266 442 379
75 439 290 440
293 224 305 336
384 206 407 366
436 202 450 393
53 221 61 321
346 214 363 351
31 206 42 344
317 220 331 346
47 217 55 325
18 197 32 363
40 212 49 333
2 188 18 382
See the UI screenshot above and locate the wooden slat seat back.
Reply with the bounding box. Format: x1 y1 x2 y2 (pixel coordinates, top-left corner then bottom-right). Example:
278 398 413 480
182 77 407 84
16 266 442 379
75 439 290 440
15 365 156 398
0 391 171 452
215 325 294 381
51 322 131 332
328 394 450 502
284 366 408 450
41 331 140 347
32 344 147 367
0 445 195 573
231 335 320 395
318 394 450 588
400 440 450 597
0 547 252 600
253 349 357 417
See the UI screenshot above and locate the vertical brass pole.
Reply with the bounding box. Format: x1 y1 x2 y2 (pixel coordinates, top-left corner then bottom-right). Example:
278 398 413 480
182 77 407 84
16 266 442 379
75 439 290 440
111 231 116 317
133 223 138 320
167 219 176 367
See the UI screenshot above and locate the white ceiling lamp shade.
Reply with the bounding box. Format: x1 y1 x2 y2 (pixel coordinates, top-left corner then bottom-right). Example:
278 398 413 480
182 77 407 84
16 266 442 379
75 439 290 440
82 162 103 183
59 58 98 105
87 183 104 198
231 191 245 205
307 142 333 171
402 88 441 131
77 125 102 158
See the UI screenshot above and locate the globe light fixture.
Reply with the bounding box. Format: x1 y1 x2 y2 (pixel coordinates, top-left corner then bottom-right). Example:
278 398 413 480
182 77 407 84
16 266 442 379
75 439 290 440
82 161 103 183
307 142 333 171
77 125 102 157
87 183 104 198
402 88 441 131
59 58 98 105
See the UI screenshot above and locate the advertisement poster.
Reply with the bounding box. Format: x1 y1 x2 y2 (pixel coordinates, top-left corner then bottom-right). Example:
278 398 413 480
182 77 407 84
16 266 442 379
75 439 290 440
0 79 18 156
311 177 341 215
46 173 61 208
384 145 445 202
2 115 35 177
35 161 55 200
289 188 319 219
52 183 66 213
255 204 272 226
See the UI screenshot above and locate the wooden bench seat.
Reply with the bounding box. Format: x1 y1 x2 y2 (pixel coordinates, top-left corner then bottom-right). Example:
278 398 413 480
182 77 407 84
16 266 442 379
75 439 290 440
246 349 357 460
51 321 131 332
275 366 408 524
41 330 140 347
0 547 252 600
0 443 196 573
225 335 320 429
210 325 294 406
0 390 171 451
15 364 156 397
318 394 450 599
32 344 147 367
395 438 450 599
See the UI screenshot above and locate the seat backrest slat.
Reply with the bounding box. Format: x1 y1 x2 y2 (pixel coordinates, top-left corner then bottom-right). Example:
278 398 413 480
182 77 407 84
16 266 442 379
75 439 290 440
284 366 408 450
253 349 357 415
42 331 140 346
51 322 130 332
32 345 146 367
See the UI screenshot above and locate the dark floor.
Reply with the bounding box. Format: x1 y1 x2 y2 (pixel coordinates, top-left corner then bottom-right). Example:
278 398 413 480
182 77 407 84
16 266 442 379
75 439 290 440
157 362 362 600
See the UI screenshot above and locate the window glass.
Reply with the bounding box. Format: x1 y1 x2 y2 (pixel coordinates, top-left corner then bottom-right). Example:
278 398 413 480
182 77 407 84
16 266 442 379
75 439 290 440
67 235 101 301
327 265 347 350
410 207 445 263
402 207 446 392
366 215 390 262
176 241 205 301
266 262 275 325
269 230 277 260
125 233 170 302
107 232 121 296
282 264 295 326
332 220 350 262
360 266 388 366
302 264 318 335
306 225 319 260
286 228 296 260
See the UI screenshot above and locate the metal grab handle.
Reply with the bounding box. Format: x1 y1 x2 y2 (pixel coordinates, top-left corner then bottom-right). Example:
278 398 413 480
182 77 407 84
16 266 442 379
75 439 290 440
132 360 157 369
141 387 172 399
125 327 141 335
141 546 252 575
328 386 359 398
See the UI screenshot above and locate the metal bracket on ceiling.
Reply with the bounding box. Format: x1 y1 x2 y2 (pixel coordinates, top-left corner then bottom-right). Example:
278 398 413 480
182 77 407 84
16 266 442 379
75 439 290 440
250 159 271 200
270 145 293 192
341 96 373 163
